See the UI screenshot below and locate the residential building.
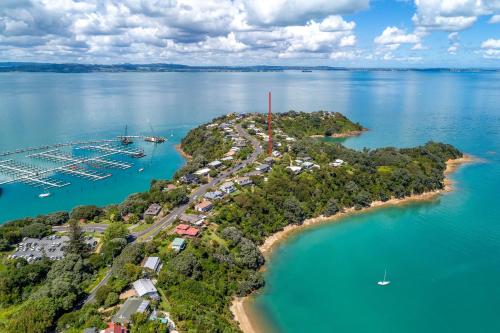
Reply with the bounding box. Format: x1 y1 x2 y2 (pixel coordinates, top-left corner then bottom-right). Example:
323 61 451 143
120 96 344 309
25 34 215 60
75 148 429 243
220 181 236 194
204 190 224 200
329 159 345 167
112 298 150 325
179 213 205 226
194 168 211 176
264 157 275 165
221 156 234 162
132 279 159 299
175 224 199 237
179 173 200 184
103 322 128 333
208 160 223 168
142 257 162 273
255 163 270 172
171 238 186 252
195 200 213 212
287 165 302 174
144 203 161 217
302 161 314 169
235 176 252 186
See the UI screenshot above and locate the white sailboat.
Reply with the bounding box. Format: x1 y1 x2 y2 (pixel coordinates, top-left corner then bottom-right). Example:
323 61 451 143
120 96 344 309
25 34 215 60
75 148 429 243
39 192 51 198
138 167 145 172
377 269 390 286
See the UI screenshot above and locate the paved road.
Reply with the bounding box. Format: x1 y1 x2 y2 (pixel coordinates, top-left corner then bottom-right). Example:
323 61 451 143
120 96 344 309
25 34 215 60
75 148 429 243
83 124 262 305
53 224 109 234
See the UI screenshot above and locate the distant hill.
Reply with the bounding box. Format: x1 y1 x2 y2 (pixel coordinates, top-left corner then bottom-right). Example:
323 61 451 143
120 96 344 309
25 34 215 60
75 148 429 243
0 62 497 73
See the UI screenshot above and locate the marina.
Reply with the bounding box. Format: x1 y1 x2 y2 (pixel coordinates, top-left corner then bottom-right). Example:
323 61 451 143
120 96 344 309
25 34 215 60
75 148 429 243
0 140 153 191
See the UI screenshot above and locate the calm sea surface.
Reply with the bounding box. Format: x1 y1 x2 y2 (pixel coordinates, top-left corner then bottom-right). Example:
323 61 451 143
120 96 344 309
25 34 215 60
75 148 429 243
1 71 500 332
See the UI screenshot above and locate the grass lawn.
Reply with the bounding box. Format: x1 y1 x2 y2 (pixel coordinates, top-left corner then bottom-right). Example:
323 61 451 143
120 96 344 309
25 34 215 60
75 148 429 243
130 223 151 233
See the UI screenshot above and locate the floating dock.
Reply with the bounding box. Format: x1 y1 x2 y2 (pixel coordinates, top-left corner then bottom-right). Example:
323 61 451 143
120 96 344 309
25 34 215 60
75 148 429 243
0 141 147 191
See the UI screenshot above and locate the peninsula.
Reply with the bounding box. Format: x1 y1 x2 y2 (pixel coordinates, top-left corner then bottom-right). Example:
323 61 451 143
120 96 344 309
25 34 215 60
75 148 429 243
0 111 467 333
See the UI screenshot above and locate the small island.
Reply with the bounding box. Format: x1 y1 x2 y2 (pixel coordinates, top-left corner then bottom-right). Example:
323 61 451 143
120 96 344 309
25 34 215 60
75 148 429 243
0 111 468 333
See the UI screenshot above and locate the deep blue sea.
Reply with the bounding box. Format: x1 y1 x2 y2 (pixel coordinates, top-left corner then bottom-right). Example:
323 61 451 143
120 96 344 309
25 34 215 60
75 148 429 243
1 71 499 332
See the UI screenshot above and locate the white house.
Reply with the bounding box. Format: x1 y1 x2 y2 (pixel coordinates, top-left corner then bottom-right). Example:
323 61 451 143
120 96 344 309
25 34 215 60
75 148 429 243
194 168 211 176
142 257 162 273
330 159 345 167
208 160 223 168
287 165 302 174
133 278 159 299
220 181 236 194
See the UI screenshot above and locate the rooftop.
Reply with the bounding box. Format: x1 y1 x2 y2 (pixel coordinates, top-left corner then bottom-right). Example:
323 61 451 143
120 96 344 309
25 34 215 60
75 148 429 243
133 278 158 297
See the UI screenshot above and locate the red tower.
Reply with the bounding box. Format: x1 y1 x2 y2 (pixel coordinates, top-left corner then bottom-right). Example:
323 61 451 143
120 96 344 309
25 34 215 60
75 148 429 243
268 92 272 156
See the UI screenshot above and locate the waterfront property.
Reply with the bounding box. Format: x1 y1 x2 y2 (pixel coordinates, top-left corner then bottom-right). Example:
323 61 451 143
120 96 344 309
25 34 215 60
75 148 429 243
171 237 186 252
133 279 159 299
179 173 200 184
112 297 150 325
144 203 162 217
194 168 211 176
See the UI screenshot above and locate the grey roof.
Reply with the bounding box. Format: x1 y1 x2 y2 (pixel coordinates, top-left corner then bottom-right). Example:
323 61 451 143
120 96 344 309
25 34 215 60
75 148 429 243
133 278 158 297
112 297 150 324
144 203 162 216
143 257 162 272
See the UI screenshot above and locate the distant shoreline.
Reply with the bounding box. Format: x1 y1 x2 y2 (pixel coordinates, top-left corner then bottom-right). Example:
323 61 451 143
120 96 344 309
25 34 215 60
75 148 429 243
231 154 475 333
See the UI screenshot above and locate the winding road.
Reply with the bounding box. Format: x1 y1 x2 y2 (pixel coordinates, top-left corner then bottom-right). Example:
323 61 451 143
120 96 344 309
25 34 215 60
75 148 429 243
83 124 262 304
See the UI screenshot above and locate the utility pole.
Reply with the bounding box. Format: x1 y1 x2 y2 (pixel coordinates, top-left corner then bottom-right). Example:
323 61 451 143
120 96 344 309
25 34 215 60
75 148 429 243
268 92 272 157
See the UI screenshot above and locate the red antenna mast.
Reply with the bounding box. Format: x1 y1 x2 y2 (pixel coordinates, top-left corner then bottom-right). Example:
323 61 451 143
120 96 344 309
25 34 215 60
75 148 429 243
268 92 272 157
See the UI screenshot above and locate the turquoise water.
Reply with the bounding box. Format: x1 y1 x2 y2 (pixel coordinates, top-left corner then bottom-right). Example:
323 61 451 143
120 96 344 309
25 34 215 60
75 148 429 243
1 71 500 332
251 72 500 332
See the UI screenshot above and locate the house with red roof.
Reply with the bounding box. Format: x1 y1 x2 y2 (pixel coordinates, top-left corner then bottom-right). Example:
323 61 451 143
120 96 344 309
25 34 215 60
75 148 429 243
175 224 199 237
103 322 128 333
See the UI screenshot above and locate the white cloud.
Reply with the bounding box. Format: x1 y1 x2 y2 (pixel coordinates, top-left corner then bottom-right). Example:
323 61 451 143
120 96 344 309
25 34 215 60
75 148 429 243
412 0 500 31
479 38 500 59
239 0 368 25
374 26 422 50
489 14 500 23
329 50 359 60
481 38 500 49
411 43 427 50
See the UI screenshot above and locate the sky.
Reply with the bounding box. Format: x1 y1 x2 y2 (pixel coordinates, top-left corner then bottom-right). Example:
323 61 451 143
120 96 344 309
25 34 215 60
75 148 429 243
0 0 499 67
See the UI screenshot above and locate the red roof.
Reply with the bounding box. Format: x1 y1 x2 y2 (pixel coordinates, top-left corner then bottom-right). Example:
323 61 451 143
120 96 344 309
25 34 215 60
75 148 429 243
105 322 128 333
175 224 199 236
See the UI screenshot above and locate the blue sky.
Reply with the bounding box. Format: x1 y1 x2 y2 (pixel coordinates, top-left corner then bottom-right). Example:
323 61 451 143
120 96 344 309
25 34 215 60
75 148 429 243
0 0 499 67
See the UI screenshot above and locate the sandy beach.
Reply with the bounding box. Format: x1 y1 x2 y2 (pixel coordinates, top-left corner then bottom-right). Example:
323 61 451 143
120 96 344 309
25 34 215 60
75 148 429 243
231 154 475 333
175 144 192 159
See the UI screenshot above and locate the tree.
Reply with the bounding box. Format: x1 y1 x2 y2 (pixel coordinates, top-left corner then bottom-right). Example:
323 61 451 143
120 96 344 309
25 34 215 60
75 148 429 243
323 198 340 216
234 238 264 269
66 219 86 255
171 252 201 278
144 216 154 224
104 292 119 307
70 205 102 221
95 285 112 306
7 297 58 333
283 196 306 225
103 223 129 242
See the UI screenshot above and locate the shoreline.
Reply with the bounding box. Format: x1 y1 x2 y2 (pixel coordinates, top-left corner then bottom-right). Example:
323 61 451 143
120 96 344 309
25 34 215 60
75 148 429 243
231 154 475 333
175 144 192 159
310 128 367 139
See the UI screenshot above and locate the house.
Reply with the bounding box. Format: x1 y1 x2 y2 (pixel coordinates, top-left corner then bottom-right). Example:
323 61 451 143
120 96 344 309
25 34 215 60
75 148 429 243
171 238 186 252
144 203 162 217
194 168 211 176
204 190 224 200
208 160 223 168
179 213 205 226
162 184 177 192
225 150 236 157
175 224 199 237
103 322 128 333
112 298 150 325
195 200 213 212
220 181 236 194
329 159 345 167
255 163 270 172
179 173 199 184
272 150 282 158
221 156 234 162
286 165 302 174
142 257 162 272
264 157 275 165
302 161 314 169
235 176 252 186
132 279 159 299
245 170 263 177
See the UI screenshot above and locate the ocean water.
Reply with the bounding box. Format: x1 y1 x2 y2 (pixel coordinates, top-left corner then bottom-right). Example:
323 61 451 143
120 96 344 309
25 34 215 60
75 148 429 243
1 71 499 332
